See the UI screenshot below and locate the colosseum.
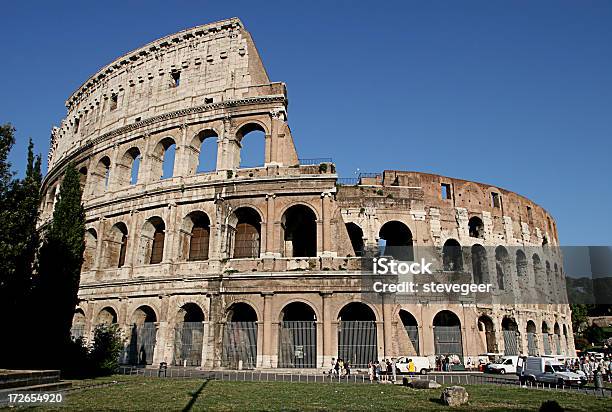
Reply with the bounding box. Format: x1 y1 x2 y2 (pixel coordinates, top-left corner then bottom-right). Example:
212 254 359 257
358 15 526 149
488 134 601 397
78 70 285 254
42 18 574 370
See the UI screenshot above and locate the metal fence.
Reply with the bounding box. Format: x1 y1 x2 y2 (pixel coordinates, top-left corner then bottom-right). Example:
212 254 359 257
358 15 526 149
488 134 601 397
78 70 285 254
278 321 317 368
338 321 377 368
222 322 258 369
173 322 205 367
70 324 85 340
527 333 538 356
433 326 463 357
127 323 157 365
298 158 333 165
503 330 519 356
403 325 419 355
554 335 562 355
543 334 552 355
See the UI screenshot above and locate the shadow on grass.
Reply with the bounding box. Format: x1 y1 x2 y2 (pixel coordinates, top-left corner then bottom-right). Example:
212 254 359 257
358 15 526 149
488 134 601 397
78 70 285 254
182 379 209 412
428 397 445 406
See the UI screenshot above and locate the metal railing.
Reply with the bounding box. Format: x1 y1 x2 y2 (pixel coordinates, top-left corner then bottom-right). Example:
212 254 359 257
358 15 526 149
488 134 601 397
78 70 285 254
337 178 359 186
298 158 333 165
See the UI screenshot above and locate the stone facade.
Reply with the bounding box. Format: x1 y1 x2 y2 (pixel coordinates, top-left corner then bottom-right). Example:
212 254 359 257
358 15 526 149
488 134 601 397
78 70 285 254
44 18 574 370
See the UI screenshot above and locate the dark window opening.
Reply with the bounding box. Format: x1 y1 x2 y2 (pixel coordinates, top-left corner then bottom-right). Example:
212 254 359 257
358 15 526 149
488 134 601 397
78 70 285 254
118 233 128 268
441 183 452 200
74 117 80 133
491 192 501 208
148 218 166 264
171 71 181 87
379 221 414 261
205 97 214 104
526 206 533 224
468 216 484 238
471 244 488 284
442 239 463 271
188 213 210 261
110 93 118 111
345 223 364 257
232 208 261 259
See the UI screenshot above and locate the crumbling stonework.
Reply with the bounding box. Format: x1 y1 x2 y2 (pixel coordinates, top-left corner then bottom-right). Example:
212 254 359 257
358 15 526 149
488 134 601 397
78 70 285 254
42 18 574 369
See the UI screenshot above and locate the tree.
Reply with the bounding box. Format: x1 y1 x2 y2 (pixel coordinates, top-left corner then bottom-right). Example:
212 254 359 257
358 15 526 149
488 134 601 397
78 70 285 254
570 304 589 334
33 163 85 367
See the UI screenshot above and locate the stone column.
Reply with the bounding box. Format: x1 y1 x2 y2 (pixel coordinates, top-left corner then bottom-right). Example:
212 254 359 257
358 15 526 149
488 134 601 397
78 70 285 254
321 292 333 367
127 211 140 270
381 296 393 358
319 192 335 257
163 202 178 263
261 292 274 368
263 194 279 257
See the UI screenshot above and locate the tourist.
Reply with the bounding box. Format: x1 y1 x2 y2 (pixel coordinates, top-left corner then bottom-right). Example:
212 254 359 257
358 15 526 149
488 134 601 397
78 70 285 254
330 358 336 375
345 360 351 376
338 358 345 376
408 358 416 376
368 361 374 382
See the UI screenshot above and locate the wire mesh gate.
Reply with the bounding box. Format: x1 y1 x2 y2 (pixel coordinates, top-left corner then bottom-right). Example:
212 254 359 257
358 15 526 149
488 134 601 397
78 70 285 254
503 330 519 355
70 324 85 340
433 326 463 357
554 335 561 355
337 321 377 368
128 323 157 365
278 321 317 368
403 325 419 355
543 334 552 355
173 322 205 366
527 333 538 356
222 322 258 369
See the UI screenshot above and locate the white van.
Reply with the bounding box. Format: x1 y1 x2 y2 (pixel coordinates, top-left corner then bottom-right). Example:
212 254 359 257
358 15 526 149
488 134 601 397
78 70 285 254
519 356 586 386
395 356 433 375
486 356 519 375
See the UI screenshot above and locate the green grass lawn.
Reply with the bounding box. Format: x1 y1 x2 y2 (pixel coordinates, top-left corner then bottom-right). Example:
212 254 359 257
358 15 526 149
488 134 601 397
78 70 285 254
24 375 612 411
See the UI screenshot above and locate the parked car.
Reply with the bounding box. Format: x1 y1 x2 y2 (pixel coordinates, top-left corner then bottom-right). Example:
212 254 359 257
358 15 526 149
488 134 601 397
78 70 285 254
518 356 586 386
486 356 519 375
395 356 433 375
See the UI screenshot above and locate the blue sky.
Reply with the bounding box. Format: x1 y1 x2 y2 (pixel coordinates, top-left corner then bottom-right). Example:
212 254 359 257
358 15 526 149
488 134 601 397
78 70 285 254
1 1 610 245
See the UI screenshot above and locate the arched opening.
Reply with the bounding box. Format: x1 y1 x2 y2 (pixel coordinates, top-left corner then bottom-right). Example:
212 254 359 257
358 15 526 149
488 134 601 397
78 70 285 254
345 223 364 257
140 217 165 265
237 123 266 168
468 216 484 238
501 317 519 355
278 302 317 368
83 228 98 271
562 324 569 354
222 302 258 369
96 307 118 325
152 137 176 180
379 221 413 261
495 246 510 290
478 315 496 354
116 147 141 186
93 156 111 192
281 205 317 257
337 302 377 368
399 310 419 355
71 309 86 340
173 303 205 367
541 321 552 355
443 239 463 271
471 244 488 284
193 130 218 173
433 310 463 365
46 186 57 213
78 166 88 191
553 322 562 355
230 208 261 259
129 306 157 365
526 320 538 356
182 211 210 261
516 250 528 278
532 253 543 291
105 222 128 268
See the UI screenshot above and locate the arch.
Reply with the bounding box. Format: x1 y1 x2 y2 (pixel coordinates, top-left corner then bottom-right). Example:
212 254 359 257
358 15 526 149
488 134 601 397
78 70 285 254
526 320 538 355
442 239 463 271
515 249 528 277
173 303 206 367
129 305 157 365
222 302 258 369
281 204 317 257
192 129 218 173
96 306 118 325
140 216 165 264
83 228 98 271
152 137 176 180
45 185 57 212
433 310 463 359
106 222 128 268
337 302 378 368
71 309 86 340
379 221 414 261
229 207 261 259
116 147 141 186
237 122 266 168
92 156 111 192
78 166 88 191
345 222 364 257
181 211 210 261
468 216 484 238
477 315 496 353
471 244 488 284
399 309 420 355
541 321 551 355
501 317 519 355
278 302 317 368
495 246 511 290
532 253 543 287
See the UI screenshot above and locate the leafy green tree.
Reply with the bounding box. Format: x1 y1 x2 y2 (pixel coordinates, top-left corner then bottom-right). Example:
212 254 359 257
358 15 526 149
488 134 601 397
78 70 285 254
89 324 124 375
33 163 85 367
570 304 589 334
